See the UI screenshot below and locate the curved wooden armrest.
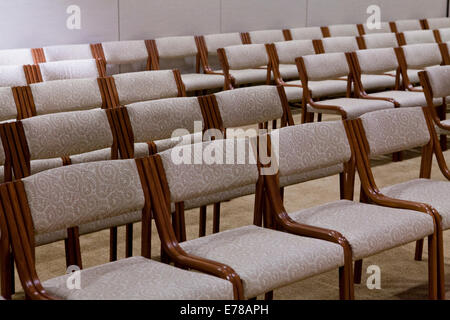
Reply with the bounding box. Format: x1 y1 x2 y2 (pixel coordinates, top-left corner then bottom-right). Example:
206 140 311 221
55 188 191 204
309 101 343 113
205 69 225 76
360 94 398 106
282 83 303 88
407 85 423 92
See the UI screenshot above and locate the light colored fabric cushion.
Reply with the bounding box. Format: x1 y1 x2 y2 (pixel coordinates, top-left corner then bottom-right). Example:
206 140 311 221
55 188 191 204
280 164 344 187
308 79 349 98
278 64 299 80
43 256 234 300
0 87 18 122
70 148 112 164
321 36 359 53
360 107 430 156
224 44 268 70
79 210 142 235
302 53 349 81
154 132 203 153
102 41 148 64
155 36 197 59
311 97 394 119
0 48 34 65
248 29 285 44
181 225 343 299
35 229 67 246
439 29 450 42
39 59 100 81
30 158 64 176
113 70 179 105
0 65 28 87
427 17 450 30
204 33 243 55
21 109 113 160
229 68 269 85
402 43 442 69
368 90 441 107
328 24 359 37
290 200 434 260
23 160 145 236
181 73 224 91
127 97 203 142
274 40 316 65
282 81 303 102
362 22 391 34
424 65 450 98
361 74 396 91
43 44 93 62
214 86 283 128
290 27 323 40
403 30 436 45
382 179 450 229
362 33 398 49
395 19 423 32
356 48 398 74
30 78 103 115
435 119 450 135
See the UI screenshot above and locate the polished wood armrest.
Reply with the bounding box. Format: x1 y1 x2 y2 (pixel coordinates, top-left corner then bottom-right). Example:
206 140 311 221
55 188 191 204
360 94 398 106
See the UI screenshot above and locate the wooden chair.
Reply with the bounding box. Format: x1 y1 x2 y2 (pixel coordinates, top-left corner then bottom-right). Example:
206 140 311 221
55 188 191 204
357 22 391 35
350 107 447 300
397 30 438 46
283 26 323 41
0 159 237 300
390 19 424 33
422 17 450 30
357 32 399 49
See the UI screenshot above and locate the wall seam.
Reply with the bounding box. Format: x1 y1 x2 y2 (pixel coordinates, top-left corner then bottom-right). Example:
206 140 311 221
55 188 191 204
117 0 121 40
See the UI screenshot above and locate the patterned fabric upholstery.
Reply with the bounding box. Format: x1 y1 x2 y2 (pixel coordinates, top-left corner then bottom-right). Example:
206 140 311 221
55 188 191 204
228 69 269 85
0 48 34 65
356 48 398 74
21 109 113 160
312 98 394 119
155 36 197 58
214 86 284 128
70 148 112 164
248 29 285 44
79 210 142 235
321 36 359 53
102 41 148 64
180 73 224 91
328 24 359 37
30 78 103 115
39 59 100 81
362 33 398 49
181 225 344 299
403 30 436 45
278 64 300 80
35 230 67 246
394 19 423 32
113 70 179 105
204 33 243 55
290 27 323 40
381 179 450 229
274 40 316 65
424 65 450 98
368 90 442 107
440 30 450 42
127 97 203 142
154 132 203 153
30 158 64 175
0 87 18 121
23 160 145 236
427 17 450 30
43 44 93 62
307 79 348 98
302 53 349 81
43 256 234 300
402 44 442 69
0 65 28 87
224 44 268 70
282 81 303 102
360 108 430 157
290 200 434 260
361 74 396 91
362 22 391 34
279 164 344 187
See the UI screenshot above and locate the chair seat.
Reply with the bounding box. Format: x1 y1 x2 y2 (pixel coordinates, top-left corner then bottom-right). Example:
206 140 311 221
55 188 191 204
180 225 343 299
361 74 396 91
381 178 450 229
229 69 270 85
436 119 450 135
43 256 234 300
282 81 303 102
367 90 442 107
279 64 299 80
181 73 224 91
308 80 348 98
290 200 434 260
310 98 394 119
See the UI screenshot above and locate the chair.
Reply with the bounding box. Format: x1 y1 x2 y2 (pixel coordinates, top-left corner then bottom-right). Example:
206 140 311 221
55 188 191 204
357 22 391 35
357 33 399 49
0 65 30 87
390 19 424 33
351 107 447 300
145 138 348 300
397 30 438 45
324 24 360 37
217 44 271 89
262 120 438 299
296 52 394 122
283 26 323 41
243 29 286 44
0 48 35 66
315 36 360 53
422 17 450 30
147 36 225 92
0 159 236 300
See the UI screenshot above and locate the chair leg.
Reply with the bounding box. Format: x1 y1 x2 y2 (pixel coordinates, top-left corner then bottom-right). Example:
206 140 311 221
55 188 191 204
110 227 118 262
354 260 363 284
437 230 446 300
317 113 322 122
213 203 220 234
440 134 447 151
125 223 133 258
0 244 13 299
392 151 403 162
415 239 424 261
338 266 347 300
272 119 277 130
264 291 273 300
427 234 438 300
199 206 207 237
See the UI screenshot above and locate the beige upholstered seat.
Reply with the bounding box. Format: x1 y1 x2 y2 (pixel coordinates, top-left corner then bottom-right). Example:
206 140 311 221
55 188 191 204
321 36 359 53
289 27 323 40
425 17 450 30
327 24 359 37
402 30 436 45
0 48 34 65
0 65 28 87
248 29 285 44
393 19 423 32
367 90 441 107
38 59 101 81
310 97 394 119
361 22 391 34
361 33 399 49
43 44 94 62
43 256 234 300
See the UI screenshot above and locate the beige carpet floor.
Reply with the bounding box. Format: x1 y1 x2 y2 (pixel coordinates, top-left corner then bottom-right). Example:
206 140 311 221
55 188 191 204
12 113 450 299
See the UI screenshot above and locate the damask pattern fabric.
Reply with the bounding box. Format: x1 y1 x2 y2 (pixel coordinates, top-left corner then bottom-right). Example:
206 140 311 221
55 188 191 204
361 74 396 91
355 48 399 74
289 200 434 260
113 70 179 105
204 33 243 55
362 22 391 34
70 148 112 164
214 86 284 128
424 66 450 98
367 90 442 107
43 256 234 300
30 158 64 175
39 59 100 82
180 73 225 91
312 97 394 119
302 53 349 81
181 225 344 299
360 108 431 157
248 30 285 44
155 36 198 59
328 24 359 37
395 19 423 32
427 18 450 30
403 30 436 45
362 33 399 49
224 44 269 70
0 65 28 87
102 41 148 64
228 69 270 85
154 132 203 153
35 229 67 246
43 44 93 62
79 210 142 235
290 27 323 40
321 37 359 53
307 79 348 98
23 160 145 235
0 87 18 121
22 109 113 160
402 44 442 69
279 164 344 187
275 40 316 65
0 48 34 65
282 81 303 102
30 78 103 115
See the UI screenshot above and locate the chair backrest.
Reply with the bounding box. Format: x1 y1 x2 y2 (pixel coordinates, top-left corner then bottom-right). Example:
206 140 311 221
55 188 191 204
436 28 450 42
327 24 359 37
298 52 350 81
37 59 104 82
247 29 285 44
359 33 399 49
358 108 431 157
392 19 423 32
152 36 198 73
0 65 28 87
398 43 443 69
400 30 437 45
203 33 243 56
0 48 34 66
289 27 323 40
319 36 359 53
425 17 450 30
353 48 399 75
0 87 20 122
421 65 450 98
360 22 391 34
272 40 316 65
42 44 94 62
221 44 269 70
100 40 150 74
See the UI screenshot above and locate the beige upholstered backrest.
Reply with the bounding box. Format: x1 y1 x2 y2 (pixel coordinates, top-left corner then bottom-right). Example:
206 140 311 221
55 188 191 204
290 27 323 40
402 30 436 45
302 52 349 81
214 86 283 128
439 28 450 42
30 78 103 115
223 44 269 70
113 70 179 105
159 138 258 203
0 87 18 121
0 65 28 87
102 40 149 64
0 48 34 65
274 40 316 64
328 24 359 37
424 65 450 98
43 44 93 62
427 17 450 30
204 33 243 55
394 19 423 32
321 36 359 53
360 108 430 157
126 97 203 142
401 43 442 69
362 22 391 34
248 29 285 44
22 160 145 236
355 48 398 74
362 33 399 49
38 59 100 81
155 36 197 59
21 109 113 160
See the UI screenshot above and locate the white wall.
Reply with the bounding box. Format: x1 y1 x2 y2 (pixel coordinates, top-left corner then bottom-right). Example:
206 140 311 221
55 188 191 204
0 0 447 49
